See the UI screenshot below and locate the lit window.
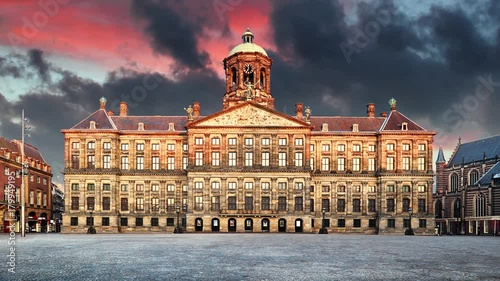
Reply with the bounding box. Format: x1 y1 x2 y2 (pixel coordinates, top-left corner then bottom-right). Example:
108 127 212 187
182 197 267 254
152 156 160 170
167 144 175 151
87 142 95 150
151 184 159 192
245 138 253 146
136 184 144 192
352 144 361 152
295 182 303 190
103 155 111 169
261 138 270 146
195 151 203 166
245 152 253 166
261 182 270 190
167 184 175 192
368 145 376 152
261 152 270 166
212 182 220 189
121 143 129 151
310 158 314 170
295 138 303 146
418 157 425 171
310 144 315 152
228 182 236 190
418 185 426 192
228 152 236 166
294 152 303 167
386 157 394 170
368 158 375 171
136 143 144 151
352 158 360 171
152 143 159 151
278 182 287 190
211 138 220 145
195 138 203 145
195 182 203 189
278 152 287 166
245 182 253 189
167 157 175 170
278 138 287 146
72 142 80 149
103 142 111 150
402 157 410 170
322 144 330 152
418 144 426 151
368 186 376 193
121 156 129 169
183 144 188 151
182 157 188 170
321 157 330 171
402 144 410 151
228 138 236 146
337 144 345 152
337 157 345 171
386 143 394 151
121 184 128 192
87 155 95 169
136 156 144 170
212 152 220 166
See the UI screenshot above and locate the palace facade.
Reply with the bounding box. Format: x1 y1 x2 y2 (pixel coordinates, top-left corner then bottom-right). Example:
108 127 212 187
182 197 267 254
62 29 436 234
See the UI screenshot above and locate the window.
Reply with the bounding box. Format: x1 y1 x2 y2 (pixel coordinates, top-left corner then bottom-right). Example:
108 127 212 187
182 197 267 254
469 170 479 185
261 152 270 166
310 158 314 170
121 143 129 151
228 138 236 146
386 157 394 170
87 183 95 191
402 185 410 193
136 143 144 151
136 198 144 211
352 158 360 171
295 152 303 167
166 218 174 226
182 185 188 192
387 219 395 228
295 138 303 146
121 184 128 192
228 152 236 166
450 173 459 192
403 219 410 228
71 217 78 226
295 197 303 211
368 199 376 212
261 138 270 146
399 157 409 171
151 184 159 192
418 144 426 151
121 198 128 211
228 182 236 190
151 156 160 170
29 191 34 205
167 198 175 211
337 199 345 212
338 219 346 227
36 191 42 206
120 218 128 226
71 197 79 210
418 199 426 212
245 197 253 210
88 142 95 150
195 138 203 145
211 196 220 211
353 219 361 228
136 156 144 170
386 143 394 151
72 142 80 149
121 156 129 170
369 219 376 228
152 143 159 151
402 143 410 151
419 219 427 228
322 199 330 212
403 198 410 212
353 199 361 212
321 158 330 171
211 182 220 189
352 144 361 152
322 185 331 192
261 197 270 210
310 144 315 152
151 218 159 227
211 138 220 145
71 183 79 191
387 198 395 212
245 182 253 190
167 184 175 192
195 182 203 190
418 185 426 193
166 157 175 170
71 155 79 169
101 155 111 169
212 152 220 166
368 186 376 193
102 183 111 191
337 157 345 171
102 217 110 226
136 218 143 227
245 152 253 166
278 197 287 211
228 197 237 210
386 185 395 192
195 151 203 166
87 155 95 169
322 144 330 152
368 158 375 172
151 198 159 211
295 182 303 190
278 182 287 190
368 145 375 152
418 157 425 171
337 144 345 152
353 186 361 192
278 138 287 146
183 157 188 170
310 199 315 212
102 197 110 210
245 138 253 146
278 152 287 166
261 182 270 190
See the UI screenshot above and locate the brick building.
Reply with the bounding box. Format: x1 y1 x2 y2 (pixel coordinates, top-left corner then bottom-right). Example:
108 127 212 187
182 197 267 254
62 29 436 234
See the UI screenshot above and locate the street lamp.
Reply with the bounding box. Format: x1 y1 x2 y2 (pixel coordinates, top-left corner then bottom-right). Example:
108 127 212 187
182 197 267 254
20 110 31 238
319 207 328 234
405 207 414 235
174 206 182 233
87 205 96 234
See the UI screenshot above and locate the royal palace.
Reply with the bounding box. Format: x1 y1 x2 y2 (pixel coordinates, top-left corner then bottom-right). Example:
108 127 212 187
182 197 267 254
62 29 435 234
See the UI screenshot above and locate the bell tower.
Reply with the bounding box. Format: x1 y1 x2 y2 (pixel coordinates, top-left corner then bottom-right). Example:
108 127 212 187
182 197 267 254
222 28 274 109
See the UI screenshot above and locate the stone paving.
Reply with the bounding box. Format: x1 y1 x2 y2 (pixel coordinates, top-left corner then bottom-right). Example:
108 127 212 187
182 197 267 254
1 233 500 281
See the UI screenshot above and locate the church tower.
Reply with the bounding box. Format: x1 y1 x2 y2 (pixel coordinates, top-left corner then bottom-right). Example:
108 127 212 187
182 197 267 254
222 28 274 109
436 146 447 194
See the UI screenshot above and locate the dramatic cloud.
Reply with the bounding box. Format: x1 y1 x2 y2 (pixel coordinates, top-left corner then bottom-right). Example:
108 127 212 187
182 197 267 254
28 49 50 82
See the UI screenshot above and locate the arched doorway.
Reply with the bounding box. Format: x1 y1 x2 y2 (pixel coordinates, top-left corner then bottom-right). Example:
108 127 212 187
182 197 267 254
261 218 270 232
435 200 442 218
245 218 253 232
28 212 37 232
3 210 12 233
195 218 203 232
228 218 236 232
40 213 48 233
211 218 220 232
295 219 303 233
278 218 287 232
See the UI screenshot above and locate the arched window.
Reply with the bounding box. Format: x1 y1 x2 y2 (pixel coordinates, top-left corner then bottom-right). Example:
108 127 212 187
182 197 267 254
260 68 265 88
450 173 459 192
231 67 237 86
453 198 461 218
469 170 479 186
475 193 487 217
435 200 442 218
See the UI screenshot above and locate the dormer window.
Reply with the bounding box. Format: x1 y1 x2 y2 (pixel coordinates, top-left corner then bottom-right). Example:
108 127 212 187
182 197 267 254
352 124 359 132
322 123 328 132
89 121 96 129
168 122 175 131
138 122 144 131
401 122 408 131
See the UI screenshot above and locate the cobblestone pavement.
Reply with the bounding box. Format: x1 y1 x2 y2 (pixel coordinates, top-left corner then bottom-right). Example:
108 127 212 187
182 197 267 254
1 233 500 280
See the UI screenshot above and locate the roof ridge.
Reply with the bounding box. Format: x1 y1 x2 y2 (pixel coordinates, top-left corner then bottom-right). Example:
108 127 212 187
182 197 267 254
378 111 392 131
71 108 101 129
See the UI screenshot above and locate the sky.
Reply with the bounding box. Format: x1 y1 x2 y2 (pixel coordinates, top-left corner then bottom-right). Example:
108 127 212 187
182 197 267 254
1 0 500 184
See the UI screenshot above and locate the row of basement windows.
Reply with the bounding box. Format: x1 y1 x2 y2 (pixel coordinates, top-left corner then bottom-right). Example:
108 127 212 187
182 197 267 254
73 141 427 153
323 218 427 228
71 183 187 192
71 217 186 227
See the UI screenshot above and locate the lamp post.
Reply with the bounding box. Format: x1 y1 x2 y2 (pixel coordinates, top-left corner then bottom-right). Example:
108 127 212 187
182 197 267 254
20 110 30 238
319 207 328 234
87 205 96 234
405 207 414 235
174 206 182 233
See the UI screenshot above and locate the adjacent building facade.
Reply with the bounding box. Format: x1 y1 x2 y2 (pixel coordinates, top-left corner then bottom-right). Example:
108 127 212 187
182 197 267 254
434 136 500 235
62 29 436 234
0 137 53 233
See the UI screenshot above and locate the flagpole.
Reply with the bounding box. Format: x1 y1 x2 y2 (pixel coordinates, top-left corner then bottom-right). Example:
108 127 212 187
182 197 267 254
21 109 26 237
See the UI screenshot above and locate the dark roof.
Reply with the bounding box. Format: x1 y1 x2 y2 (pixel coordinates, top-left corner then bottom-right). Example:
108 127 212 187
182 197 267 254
380 111 426 131
0 137 46 162
448 135 500 166
436 147 446 163
477 162 500 185
111 116 189 131
309 117 385 132
71 109 116 130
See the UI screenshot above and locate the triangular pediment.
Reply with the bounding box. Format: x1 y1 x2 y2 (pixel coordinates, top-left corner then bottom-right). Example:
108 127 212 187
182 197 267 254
188 102 309 128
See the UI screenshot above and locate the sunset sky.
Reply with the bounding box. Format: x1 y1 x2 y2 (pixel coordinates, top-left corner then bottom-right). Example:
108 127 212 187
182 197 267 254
1 0 500 183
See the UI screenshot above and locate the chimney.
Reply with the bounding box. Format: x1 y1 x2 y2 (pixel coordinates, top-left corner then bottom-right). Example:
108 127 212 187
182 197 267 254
295 103 303 118
380 112 387 118
107 110 114 116
366 103 375 117
120 102 128 117
193 102 200 117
